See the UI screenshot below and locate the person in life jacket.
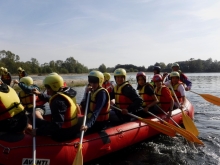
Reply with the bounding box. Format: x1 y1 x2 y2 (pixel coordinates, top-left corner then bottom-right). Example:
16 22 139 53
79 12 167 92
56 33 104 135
150 66 162 87
80 70 110 134
102 72 115 93
136 72 159 116
1 68 12 86
164 71 186 109
27 73 80 142
153 74 174 118
13 76 46 119
17 67 28 80
169 63 192 91
0 81 27 139
110 68 143 123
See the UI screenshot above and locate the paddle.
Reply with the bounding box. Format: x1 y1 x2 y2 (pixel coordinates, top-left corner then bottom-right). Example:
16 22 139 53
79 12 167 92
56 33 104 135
111 105 176 137
190 91 220 106
32 94 36 165
72 91 91 165
169 83 199 137
156 105 204 145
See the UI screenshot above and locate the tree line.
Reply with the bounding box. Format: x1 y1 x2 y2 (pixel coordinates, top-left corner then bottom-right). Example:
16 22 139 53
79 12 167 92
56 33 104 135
1 50 220 75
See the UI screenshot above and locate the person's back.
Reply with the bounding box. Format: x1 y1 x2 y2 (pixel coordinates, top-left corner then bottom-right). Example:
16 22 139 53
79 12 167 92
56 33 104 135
0 82 27 140
29 73 80 142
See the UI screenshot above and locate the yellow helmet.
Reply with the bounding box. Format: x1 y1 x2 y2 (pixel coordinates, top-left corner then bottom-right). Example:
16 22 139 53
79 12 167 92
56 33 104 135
114 68 126 79
88 70 104 87
3 68 8 72
170 71 180 78
43 74 64 92
103 72 111 81
171 63 180 69
50 72 58 75
17 67 23 71
20 76 33 86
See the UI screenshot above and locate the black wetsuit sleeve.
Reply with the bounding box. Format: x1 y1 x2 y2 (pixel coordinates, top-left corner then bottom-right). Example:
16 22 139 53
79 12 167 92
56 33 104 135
122 84 143 113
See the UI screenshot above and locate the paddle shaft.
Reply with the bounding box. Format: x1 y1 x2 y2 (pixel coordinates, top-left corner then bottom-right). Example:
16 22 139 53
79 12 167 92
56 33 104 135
79 91 91 144
111 105 176 137
32 94 36 165
156 105 181 128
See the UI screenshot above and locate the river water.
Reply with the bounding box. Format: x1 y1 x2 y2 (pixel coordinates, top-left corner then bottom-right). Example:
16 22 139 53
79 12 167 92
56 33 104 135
32 73 220 165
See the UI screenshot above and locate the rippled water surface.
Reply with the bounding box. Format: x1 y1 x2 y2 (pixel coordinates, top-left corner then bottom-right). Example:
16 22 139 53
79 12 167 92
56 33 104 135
33 73 220 165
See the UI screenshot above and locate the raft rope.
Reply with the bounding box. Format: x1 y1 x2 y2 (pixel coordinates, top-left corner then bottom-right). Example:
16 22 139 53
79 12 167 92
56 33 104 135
0 124 148 154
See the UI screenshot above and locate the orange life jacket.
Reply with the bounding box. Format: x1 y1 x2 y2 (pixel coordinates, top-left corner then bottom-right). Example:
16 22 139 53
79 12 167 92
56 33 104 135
49 93 78 128
89 88 110 122
114 81 133 109
155 85 171 112
19 91 46 109
138 84 154 108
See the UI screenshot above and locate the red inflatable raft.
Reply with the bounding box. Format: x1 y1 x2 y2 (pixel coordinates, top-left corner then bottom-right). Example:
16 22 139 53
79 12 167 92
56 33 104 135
0 99 194 165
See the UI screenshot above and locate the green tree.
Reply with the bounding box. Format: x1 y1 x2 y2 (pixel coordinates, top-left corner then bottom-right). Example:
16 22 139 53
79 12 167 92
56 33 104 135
98 64 107 73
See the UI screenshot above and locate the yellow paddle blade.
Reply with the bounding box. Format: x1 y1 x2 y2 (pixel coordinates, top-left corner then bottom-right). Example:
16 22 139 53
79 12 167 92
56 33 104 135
200 94 220 106
138 117 176 137
182 111 199 137
163 121 194 142
190 91 220 106
183 129 204 145
72 144 83 165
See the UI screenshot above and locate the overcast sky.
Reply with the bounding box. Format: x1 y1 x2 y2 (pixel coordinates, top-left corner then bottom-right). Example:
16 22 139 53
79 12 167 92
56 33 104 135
1 0 220 69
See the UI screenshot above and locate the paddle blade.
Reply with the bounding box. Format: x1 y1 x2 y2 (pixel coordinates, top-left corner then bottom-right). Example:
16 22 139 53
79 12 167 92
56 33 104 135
164 121 194 142
139 117 176 137
182 111 199 137
200 94 220 106
72 144 83 165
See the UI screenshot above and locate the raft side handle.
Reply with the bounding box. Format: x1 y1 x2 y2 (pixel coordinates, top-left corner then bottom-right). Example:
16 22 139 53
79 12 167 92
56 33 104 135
3 147 10 154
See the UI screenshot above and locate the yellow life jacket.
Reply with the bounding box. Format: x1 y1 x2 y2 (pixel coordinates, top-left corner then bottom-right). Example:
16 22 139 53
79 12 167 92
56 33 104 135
114 81 133 109
49 93 78 128
89 88 110 121
0 86 24 121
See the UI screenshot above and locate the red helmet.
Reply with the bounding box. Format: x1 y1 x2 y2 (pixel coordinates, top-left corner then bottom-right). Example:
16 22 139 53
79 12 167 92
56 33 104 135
136 72 146 80
153 74 162 82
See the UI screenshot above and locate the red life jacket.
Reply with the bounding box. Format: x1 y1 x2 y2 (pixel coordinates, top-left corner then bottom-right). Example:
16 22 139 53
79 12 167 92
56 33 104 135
102 81 114 93
155 85 172 112
89 88 110 122
114 81 133 109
